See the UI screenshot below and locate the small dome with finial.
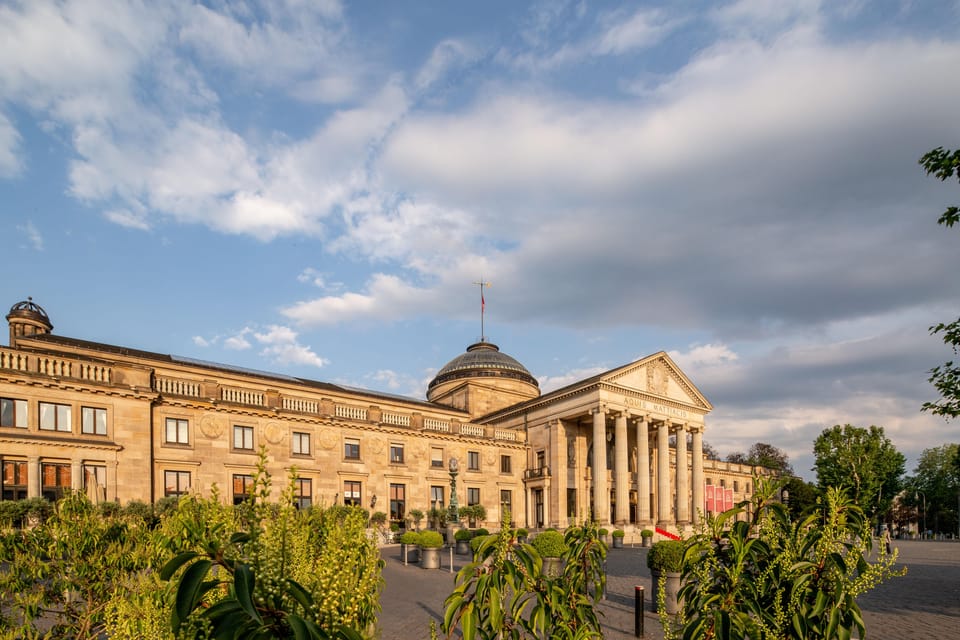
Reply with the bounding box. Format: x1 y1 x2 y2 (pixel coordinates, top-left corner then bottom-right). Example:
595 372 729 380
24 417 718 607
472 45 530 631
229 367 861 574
7 297 53 345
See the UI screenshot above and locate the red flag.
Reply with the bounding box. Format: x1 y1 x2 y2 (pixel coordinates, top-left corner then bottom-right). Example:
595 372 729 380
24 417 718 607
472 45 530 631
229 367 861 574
481 292 485 312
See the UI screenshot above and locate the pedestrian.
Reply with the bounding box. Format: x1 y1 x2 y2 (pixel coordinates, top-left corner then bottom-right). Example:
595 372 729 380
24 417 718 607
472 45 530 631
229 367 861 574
882 527 891 554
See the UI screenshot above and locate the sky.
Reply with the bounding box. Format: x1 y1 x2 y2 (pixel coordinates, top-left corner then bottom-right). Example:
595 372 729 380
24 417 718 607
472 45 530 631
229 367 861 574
2 0 960 482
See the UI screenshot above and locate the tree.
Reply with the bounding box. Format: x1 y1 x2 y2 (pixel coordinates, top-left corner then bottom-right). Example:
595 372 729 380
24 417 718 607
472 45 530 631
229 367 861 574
701 440 722 461
919 147 960 418
813 424 905 522
725 442 793 474
782 475 820 520
903 443 960 536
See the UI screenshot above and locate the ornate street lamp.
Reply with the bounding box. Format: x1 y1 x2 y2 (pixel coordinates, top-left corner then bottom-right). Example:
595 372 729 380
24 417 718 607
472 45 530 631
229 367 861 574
448 457 460 523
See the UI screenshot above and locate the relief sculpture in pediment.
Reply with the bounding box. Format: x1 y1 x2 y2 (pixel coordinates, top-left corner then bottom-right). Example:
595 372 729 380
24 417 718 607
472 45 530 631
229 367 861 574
647 361 669 396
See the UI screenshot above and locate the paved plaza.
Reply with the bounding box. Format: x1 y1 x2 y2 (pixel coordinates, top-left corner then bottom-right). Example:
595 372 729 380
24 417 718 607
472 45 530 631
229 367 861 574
376 540 960 640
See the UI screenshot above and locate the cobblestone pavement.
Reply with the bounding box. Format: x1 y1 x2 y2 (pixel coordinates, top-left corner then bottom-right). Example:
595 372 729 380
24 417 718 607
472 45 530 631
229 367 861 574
376 540 960 640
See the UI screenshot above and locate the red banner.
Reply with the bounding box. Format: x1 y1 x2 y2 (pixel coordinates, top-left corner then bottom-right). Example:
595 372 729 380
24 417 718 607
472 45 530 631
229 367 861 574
705 484 715 512
724 488 734 511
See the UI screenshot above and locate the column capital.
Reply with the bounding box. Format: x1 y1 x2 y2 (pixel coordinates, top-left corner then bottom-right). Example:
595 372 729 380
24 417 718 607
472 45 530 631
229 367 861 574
591 405 608 417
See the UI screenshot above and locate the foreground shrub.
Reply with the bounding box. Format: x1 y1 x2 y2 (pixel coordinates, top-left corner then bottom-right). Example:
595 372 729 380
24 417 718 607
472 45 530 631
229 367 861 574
671 477 904 640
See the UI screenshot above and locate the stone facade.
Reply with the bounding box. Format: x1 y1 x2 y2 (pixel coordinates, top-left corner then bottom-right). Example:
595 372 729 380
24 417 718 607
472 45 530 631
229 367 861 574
0 299 769 533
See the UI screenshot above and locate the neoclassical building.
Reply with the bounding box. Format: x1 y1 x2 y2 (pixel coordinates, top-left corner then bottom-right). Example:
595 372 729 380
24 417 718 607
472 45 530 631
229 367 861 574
0 299 766 534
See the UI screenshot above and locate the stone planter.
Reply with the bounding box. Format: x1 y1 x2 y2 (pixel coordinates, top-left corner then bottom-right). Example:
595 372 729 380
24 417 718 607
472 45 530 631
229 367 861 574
650 570 683 614
455 540 471 555
542 557 564 578
401 544 419 563
642 536 652 548
420 546 441 569
612 536 624 549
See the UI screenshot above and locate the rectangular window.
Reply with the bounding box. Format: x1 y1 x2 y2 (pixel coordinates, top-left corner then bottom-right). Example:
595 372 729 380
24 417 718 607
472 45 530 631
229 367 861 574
500 489 512 513
39 402 71 432
535 450 546 470
467 450 480 471
344 437 360 460
1 397 27 428
165 418 189 444
83 464 106 496
295 478 312 509
733 480 739 492
233 425 254 450
389 483 406 522
2 460 27 501
164 470 191 498
41 462 71 501
430 447 444 468
390 443 404 464
430 485 444 509
81 407 107 435
567 488 577 518
292 432 311 456
467 487 480 506
233 474 255 504
343 480 361 507
500 455 512 474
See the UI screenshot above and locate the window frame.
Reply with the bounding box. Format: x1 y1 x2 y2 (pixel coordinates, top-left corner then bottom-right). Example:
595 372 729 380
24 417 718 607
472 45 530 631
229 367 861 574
389 483 406 522
500 454 512 474
344 437 361 460
233 425 255 451
41 461 71 501
233 473 255 504
430 485 445 509
343 480 362 507
467 450 480 471
294 477 312 509
0 397 27 428
165 417 190 445
81 406 108 436
292 431 311 456
430 447 444 468
164 470 191 498
389 443 405 464
39 402 72 433
467 487 480 506
2 459 27 501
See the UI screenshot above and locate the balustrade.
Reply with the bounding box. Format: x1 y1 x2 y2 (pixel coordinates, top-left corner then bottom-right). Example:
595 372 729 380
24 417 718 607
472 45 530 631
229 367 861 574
282 397 320 414
221 387 264 406
423 418 450 432
382 413 410 427
155 377 201 397
459 423 484 437
335 404 368 421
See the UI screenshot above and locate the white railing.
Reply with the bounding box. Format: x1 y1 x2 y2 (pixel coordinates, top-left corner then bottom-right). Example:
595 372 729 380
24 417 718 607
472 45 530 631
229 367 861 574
460 424 484 437
222 387 264 406
423 418 450 433
336 405 368 421
382 413 410 427
37 357 71 377
155 377 201 397
494 429 517 441
283 397 319 413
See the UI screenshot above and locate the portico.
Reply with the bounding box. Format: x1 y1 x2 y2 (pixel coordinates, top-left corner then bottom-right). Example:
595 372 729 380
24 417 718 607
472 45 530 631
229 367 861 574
480 352 713 534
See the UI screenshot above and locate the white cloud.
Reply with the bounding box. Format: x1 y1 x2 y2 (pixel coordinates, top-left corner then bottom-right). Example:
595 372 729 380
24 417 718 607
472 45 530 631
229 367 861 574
669 344 739 370
253 325 328 368
192 336 210 348
539 366 608 393
16 221 43 251
283 273 432 326
0 112 23 177
224 329 253 351
103 208 150 231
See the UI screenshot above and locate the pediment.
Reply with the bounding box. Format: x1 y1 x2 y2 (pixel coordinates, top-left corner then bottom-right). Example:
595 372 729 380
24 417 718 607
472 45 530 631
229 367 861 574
602 352 712 411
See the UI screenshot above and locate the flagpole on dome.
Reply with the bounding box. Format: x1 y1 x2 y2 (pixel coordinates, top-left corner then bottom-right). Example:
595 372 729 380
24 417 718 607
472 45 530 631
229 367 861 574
473 279 491 343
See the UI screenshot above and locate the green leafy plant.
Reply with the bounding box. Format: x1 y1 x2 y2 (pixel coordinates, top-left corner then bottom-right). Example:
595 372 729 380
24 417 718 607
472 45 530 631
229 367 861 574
640 529 654 538
673 477 904 640
399 531 421 545
419 530 445 548
611 529 625 538
647 540 684 573
370 511 388 527
531 530 568 558
597 528 609 537
408 508 425 529
515 528 528 539
455 528 473 542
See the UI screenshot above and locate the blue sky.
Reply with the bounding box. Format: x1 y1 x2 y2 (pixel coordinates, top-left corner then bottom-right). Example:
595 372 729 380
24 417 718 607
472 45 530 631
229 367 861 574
3 0 960 481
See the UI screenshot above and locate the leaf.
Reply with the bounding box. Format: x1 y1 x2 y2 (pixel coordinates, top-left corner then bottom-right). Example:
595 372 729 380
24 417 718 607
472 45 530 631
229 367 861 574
173 558 212 632
234 563 262 623
160 550 198 581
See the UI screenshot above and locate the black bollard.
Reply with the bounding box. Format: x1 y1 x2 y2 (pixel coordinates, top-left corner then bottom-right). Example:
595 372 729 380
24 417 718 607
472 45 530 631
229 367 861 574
635 586 644 637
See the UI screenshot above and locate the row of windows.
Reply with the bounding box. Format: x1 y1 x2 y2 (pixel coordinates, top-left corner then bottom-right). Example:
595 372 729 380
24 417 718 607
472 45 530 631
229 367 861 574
1 397 107 436
1 459 106 501
163 418 516 470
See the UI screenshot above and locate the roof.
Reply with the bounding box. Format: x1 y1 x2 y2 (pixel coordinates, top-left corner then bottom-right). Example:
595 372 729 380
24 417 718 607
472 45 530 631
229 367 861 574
428 341 539 390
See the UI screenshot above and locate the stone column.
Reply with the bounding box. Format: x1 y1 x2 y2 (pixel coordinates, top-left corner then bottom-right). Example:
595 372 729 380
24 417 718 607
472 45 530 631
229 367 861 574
592 408 608 525
28 455 40 498
636 416 651 525
556 420 568 526
676 424 690 525
614 411 629 525
71 459 83 491
656 420 671 527
691 426 704 525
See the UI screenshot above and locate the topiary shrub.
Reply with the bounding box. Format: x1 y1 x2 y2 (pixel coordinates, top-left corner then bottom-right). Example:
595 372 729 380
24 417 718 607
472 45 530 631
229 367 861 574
370 511 388 527
641 529 654 538
647 539 684 572
454 528 473 541
612 529 625 538
531 530 568 558
515 527 528 539
399 531 420 545
418 530 445 548
473 527 490 537
598 527 609 537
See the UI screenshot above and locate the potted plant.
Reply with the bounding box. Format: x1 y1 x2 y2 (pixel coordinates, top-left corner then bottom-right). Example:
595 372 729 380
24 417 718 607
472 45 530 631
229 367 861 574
641 529 654 547
515 527 529 544
418 530 445 569
427 507 447 530
370 511 387 528
647 539 685 614
470 503 487 528
454 528 473 555
399 531 421 563
408 508 424 531
612 529 625 548
531 530 568 577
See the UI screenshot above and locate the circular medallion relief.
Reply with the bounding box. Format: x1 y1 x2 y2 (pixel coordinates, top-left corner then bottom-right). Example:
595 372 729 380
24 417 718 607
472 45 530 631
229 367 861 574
370 437 385 455
484 451 496 466
318 429 338 450
199 414 226 439
263 421 285 445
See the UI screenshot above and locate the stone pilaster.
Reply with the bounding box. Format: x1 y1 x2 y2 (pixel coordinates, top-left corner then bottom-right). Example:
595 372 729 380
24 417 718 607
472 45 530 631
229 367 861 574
676 424 690 525
636 415 651 525
592 407 608 525
614 411 629 525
